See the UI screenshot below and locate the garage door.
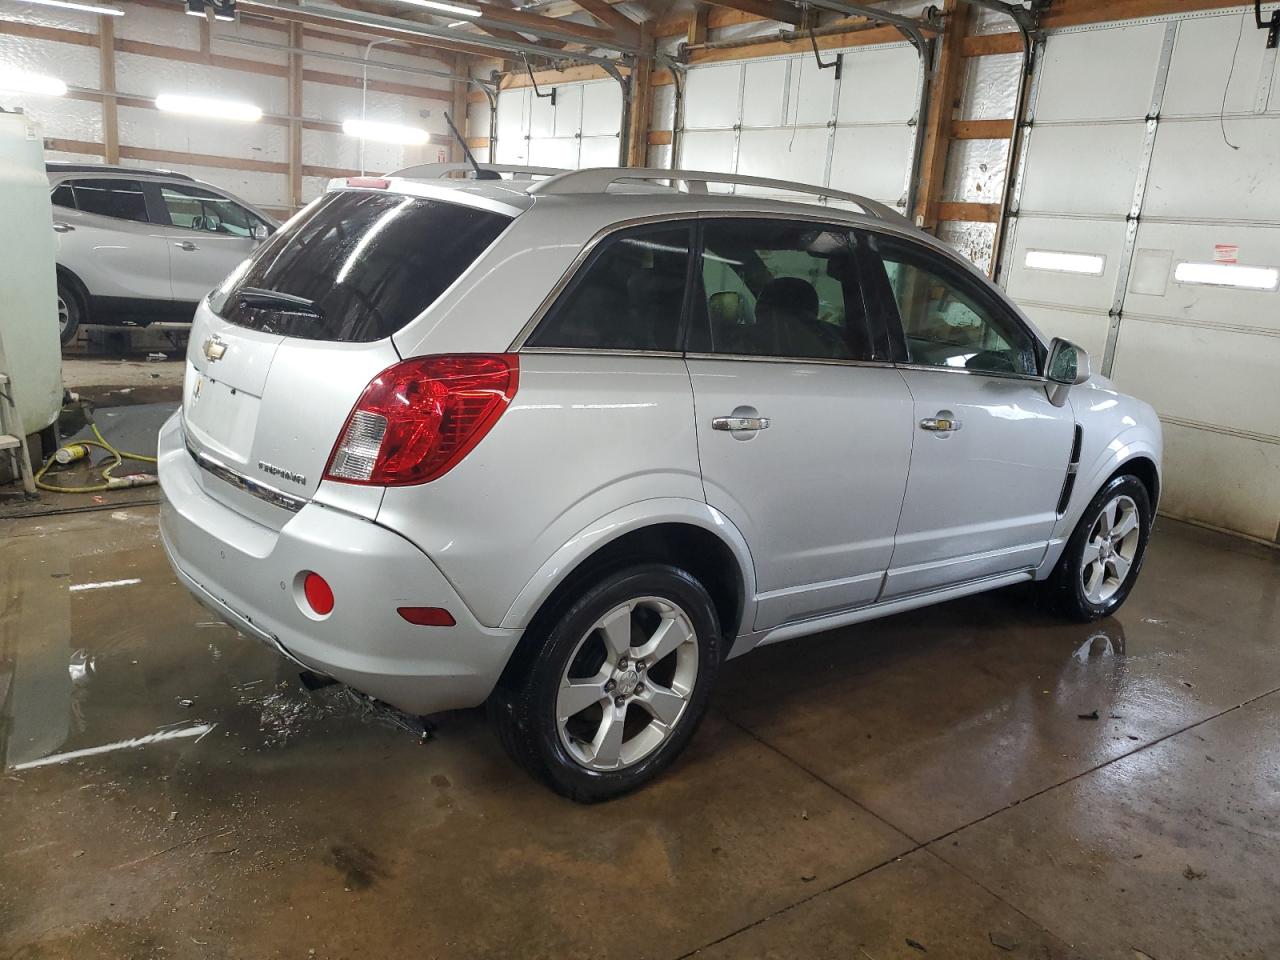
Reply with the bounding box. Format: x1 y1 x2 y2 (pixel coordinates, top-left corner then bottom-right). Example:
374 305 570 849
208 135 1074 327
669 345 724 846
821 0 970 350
492 79 623 168
1001 9 1280 542
678 42 923 209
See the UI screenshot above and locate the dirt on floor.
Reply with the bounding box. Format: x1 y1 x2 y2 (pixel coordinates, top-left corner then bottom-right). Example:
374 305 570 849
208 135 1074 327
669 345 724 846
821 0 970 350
60 357 185 407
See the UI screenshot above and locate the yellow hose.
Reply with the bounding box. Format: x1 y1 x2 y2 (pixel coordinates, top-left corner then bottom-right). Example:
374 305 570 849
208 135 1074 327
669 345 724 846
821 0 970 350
35 422 159 494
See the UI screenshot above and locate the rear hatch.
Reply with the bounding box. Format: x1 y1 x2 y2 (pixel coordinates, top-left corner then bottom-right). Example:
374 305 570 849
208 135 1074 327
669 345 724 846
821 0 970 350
181 187 515 526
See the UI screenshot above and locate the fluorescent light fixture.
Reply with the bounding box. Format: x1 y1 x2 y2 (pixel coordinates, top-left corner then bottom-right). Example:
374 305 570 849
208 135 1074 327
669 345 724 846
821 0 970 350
1025 249 1106 276
342 118 430 145
17 0 124 14
1174 261 1279 291
397 0 481 16
445 19 468 27
0 69 68 97
155 93 263 122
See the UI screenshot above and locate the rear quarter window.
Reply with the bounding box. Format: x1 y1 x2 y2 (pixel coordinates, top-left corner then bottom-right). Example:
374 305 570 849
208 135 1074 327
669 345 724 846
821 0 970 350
208 191 512 343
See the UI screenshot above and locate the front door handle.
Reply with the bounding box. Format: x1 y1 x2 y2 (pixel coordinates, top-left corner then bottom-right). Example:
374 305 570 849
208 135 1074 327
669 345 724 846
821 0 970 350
713 416 770 432
175 240 198 251
52 221 75 233
920 412 962 434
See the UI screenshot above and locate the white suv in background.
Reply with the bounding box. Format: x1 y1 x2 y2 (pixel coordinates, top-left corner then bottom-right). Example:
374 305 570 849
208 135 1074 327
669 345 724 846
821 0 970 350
158 165 1162 801
48 163 278 344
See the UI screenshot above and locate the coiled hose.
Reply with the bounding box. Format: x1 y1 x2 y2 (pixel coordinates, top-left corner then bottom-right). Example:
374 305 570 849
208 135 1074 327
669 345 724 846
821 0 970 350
35 414 159 494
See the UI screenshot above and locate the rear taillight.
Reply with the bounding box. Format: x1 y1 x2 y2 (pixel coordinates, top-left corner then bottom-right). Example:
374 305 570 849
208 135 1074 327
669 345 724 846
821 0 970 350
324 354 518 486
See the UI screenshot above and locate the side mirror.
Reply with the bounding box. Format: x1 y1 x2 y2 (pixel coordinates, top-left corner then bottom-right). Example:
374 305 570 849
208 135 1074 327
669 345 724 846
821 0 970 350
1046 338 1090 406
251 223 269 242
708 290 744 326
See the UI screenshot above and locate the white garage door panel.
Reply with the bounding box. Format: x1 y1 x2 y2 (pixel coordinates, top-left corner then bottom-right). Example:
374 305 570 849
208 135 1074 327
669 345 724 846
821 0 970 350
1033 22 1166 121
786 58 838 126
1163 13 1280 116
829 125 913 203
1019 123 1146 215
582 82 622 137
1018 304 1111 362
496 88 528 143
554 86 583 138
1122 222 1280 331
495 79 621 171
836 46 920 123
529 91 556 138
1111 320 1280 440
1159 422 1280 542
1143 120 1280 222
680 130 737 179
742 59 790 128
579 135 620 167
1005 215 1127 312
529 138 579 168
684 64 741 128
736 128 829 187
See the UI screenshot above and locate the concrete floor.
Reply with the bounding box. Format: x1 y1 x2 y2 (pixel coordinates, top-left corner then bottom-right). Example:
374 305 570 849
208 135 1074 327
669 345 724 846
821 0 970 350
1 511 1277 959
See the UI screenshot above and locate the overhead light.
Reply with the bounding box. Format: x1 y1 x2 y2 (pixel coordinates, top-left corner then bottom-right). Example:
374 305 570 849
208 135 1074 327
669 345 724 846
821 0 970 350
155 93 263 122
445 19 468 27
0 69 68 97
1174 261 1278 291
396 0 481 17
342 118 430 145
1025 249 1106 276
16 0 123 14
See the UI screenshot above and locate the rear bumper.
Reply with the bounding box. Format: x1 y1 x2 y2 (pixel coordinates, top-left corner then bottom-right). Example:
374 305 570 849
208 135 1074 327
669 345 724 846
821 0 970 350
156 412 520 715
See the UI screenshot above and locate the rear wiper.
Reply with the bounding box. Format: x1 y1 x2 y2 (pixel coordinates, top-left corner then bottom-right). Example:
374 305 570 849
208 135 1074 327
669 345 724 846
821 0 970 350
237 287 323 317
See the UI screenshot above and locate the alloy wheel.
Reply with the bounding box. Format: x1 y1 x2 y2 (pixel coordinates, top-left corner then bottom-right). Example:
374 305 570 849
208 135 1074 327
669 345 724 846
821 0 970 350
555 596 699 772
1081 494 1141 605
57 296 70 335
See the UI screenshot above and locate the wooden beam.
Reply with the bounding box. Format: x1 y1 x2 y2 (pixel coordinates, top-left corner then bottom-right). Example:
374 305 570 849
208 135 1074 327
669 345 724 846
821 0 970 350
288 22 303 211
951 118 1014 140
502 63 630 89
98 15 119 164
913 0 968 231
451 53 470 164
624 21 654 166
569 0 641 42
701 0 801 26
468 1 624 46
960 31 1022 57
302 68 453 103
937 201 1000 223
686 24 901 64
465 136 490 149
686 5 708 46
0 19 97 47
647 129 672 146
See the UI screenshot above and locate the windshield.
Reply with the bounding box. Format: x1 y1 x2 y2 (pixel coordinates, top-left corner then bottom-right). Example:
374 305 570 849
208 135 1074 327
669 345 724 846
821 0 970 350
208 190 512 343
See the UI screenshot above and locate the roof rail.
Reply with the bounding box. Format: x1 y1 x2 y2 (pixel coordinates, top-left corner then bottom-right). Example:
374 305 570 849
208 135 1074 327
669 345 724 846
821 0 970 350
526 167 909 223
45 162 196 182
388 162 569 181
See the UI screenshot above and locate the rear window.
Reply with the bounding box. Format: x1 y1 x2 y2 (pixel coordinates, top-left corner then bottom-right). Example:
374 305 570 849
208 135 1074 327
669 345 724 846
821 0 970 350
208 190 512 343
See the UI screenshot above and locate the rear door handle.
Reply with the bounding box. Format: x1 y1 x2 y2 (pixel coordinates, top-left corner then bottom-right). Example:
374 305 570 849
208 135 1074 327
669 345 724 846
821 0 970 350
52 221 74 233
175 241 198 251
713 416 770 432
920 413 962 433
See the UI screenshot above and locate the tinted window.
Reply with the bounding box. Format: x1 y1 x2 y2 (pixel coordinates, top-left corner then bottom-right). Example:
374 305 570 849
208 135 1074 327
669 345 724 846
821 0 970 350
690 219 873 361
873 235 1039 376
527 224 691 352
50 183 75 209
161 183 260 238
69 179 149 223
209 191 511 343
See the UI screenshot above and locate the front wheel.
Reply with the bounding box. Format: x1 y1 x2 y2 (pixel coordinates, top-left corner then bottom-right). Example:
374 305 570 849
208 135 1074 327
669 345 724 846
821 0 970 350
1041 474 1153 621
490 564 722 802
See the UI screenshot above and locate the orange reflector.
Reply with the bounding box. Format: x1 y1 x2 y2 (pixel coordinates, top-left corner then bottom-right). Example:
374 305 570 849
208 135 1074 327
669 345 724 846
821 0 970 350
397 606 455 627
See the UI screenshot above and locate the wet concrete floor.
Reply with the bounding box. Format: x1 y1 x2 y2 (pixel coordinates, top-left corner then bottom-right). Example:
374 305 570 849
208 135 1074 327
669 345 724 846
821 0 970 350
1 509 1277 959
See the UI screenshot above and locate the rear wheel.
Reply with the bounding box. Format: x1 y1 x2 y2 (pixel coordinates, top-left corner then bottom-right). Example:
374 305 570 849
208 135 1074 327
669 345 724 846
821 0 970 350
490 564 721 802
1041 474 1152 621
56 277 83 346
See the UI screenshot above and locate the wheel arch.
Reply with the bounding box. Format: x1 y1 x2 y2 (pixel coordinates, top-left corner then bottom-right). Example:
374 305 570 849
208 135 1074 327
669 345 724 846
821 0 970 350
55 264 91 318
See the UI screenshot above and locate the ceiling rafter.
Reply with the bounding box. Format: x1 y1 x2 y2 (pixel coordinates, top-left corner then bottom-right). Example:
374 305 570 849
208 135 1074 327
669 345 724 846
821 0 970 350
699 0 802 26
567 0 642 42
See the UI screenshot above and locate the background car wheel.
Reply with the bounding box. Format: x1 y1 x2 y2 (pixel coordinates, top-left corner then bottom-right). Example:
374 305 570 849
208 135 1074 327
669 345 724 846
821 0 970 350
56 278 83 346
1041 474 1153 622
489 563 722 802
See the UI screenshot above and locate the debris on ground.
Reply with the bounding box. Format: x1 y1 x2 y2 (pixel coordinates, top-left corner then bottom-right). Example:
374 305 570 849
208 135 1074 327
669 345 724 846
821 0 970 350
800 872 816 882
989 930 1018 951
905 937 927 952
1183 865 1206 880
1077 709 1100 720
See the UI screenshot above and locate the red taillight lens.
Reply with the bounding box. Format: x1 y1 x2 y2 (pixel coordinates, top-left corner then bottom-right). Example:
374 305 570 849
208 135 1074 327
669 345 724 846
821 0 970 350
397 606 456 626
303 572 334 615
324 354 518 486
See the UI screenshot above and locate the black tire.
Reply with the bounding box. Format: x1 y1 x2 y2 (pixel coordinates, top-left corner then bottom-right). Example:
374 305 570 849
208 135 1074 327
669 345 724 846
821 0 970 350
489 563 722 802
1040 474 1153 622
57 277 83 346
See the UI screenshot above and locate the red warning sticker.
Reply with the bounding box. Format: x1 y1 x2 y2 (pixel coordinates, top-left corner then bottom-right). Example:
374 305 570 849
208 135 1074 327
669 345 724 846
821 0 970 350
1213 243 1239 264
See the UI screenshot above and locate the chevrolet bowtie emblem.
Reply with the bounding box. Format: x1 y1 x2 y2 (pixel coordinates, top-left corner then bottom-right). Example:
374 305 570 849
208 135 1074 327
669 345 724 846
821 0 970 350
203 337 227 362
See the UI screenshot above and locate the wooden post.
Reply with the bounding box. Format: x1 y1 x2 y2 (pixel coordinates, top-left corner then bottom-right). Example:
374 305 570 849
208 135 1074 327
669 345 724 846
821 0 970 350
288 21 303 211
99 14 119 164
912 0 968 231
451 53 470 163
686 6 708 47
624 22 654 167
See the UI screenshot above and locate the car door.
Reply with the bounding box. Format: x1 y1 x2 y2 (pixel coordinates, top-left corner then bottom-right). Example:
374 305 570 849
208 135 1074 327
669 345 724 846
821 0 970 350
52 178 173 307
860 229 1076 598
152 181 265 306
686 217 915 632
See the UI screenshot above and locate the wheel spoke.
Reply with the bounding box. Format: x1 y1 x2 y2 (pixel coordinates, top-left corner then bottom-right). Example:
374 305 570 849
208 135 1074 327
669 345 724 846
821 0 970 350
591 703 627 768
1085 561 1105 598
1100 500 1117 536
1082 541 1102 567
558 672 609 720
636 614 692 665
597 604 633 661
1108 553 1131 583
1112 509 1139 539
636 681 686 726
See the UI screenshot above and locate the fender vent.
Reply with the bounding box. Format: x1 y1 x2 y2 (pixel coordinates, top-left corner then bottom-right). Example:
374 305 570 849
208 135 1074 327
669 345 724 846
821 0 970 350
1056 425 1084 516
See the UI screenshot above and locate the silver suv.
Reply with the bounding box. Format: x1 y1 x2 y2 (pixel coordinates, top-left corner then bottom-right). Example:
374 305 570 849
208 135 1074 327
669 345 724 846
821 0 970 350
158 165 1163 801
48 163 278 344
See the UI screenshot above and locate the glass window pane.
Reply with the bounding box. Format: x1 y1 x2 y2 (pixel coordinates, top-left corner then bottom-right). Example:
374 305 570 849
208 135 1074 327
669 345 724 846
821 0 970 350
693 219 873 362
528 225 691 352
161 183 256 238
50 183 76 209
70 179 149 223
877 237 1038 376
